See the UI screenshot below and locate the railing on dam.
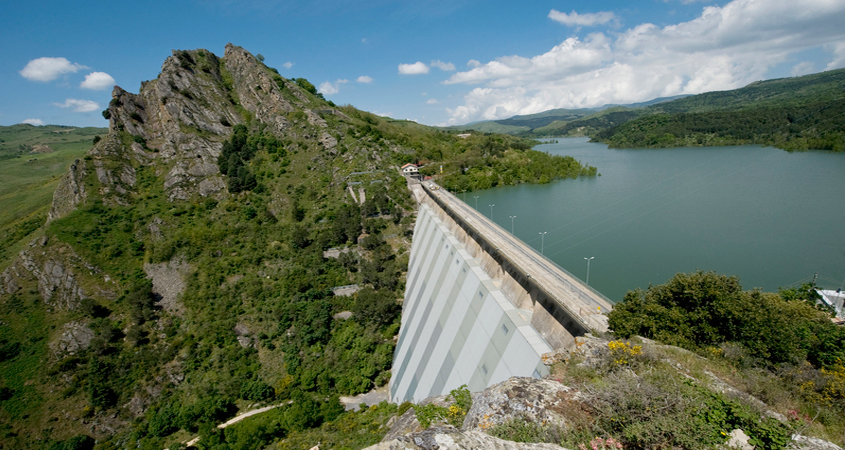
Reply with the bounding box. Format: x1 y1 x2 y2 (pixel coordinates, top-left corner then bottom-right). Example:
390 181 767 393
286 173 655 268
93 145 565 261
419 182 612 333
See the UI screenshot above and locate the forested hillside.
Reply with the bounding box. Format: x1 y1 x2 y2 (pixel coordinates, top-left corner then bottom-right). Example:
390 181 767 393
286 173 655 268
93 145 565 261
0 45 594 450
592 69 845 150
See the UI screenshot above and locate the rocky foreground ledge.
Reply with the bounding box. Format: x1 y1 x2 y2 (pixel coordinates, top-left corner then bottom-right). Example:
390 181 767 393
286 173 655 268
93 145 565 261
366 376 842 450
364 334 844 450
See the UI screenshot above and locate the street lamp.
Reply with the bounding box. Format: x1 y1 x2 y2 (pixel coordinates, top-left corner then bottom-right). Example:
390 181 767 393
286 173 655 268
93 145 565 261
584 257 594 286
509 215 516 234
474 196 479 210
489 204 495 220
539 232 547 255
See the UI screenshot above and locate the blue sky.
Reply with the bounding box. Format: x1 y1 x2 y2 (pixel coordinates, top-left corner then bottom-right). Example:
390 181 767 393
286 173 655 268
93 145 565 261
2 0 844 128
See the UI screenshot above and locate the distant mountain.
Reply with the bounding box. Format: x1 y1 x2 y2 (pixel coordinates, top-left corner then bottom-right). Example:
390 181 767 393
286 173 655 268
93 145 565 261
595 68 845 150
453 69 845 151
448 96 689 136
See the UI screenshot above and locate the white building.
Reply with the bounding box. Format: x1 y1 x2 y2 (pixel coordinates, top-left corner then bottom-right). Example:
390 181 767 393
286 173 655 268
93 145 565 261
401 163 420 177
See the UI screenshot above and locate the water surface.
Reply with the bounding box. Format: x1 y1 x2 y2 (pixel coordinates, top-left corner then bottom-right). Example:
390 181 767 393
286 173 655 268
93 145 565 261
467 138 845 301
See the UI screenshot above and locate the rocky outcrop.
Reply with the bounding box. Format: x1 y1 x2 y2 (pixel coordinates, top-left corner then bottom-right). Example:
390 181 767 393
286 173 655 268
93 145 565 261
224 44 298 134
143 257 191 315
376 378 575 450
370 427 568 450
47 43 332 212
1 238 89 310
789 435 844 450
48 157 87 222
51 321 94 356
463 378 572 430
34 258 84 309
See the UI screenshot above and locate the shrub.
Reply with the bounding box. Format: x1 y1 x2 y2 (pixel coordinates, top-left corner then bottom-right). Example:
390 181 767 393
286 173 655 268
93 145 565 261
414 385 471 428
488 417 564 444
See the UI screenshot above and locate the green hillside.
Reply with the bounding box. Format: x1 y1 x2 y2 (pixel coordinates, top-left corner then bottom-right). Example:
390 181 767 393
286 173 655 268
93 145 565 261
594 69 845 150
0 125 106 263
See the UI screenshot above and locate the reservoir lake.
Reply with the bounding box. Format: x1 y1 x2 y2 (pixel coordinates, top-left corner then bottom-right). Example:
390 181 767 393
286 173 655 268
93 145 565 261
467 138 845 302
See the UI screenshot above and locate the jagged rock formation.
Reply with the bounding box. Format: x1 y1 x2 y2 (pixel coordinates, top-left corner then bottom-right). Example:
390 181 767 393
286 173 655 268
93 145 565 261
0 237 93 311
49 43 334 216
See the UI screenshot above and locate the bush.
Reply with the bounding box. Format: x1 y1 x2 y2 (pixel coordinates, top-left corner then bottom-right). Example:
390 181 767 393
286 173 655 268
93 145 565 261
414 385 471 428
488 417 563 444
48 435 94 450
608 271 842 367
240 378 276 402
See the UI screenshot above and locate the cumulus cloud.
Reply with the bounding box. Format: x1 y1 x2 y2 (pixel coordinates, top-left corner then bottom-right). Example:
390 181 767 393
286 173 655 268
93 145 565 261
357 75 374 83
20 57 87 82
23 118 45 126
790 61 815 77
80 72 115 90
398 61 430 75
426 98 439 104
283 62 294 69
318 79 348 95
548 9 617 27
445 0 845 125
826 42 845 70
430 60 456 71
54 99 100 113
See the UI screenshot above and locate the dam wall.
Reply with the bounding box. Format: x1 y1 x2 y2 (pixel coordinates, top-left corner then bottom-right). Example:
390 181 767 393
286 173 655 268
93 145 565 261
389 183 612 403
389 203 552 403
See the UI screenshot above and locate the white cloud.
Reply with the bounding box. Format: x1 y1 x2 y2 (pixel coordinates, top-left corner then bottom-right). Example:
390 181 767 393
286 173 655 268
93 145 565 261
54 99 100 113
790 61 816 77
826 42 845 70
467 59 481 68
20 57 87 82
426 98 439 104
318 79 348 95
283 62 293 69
445 0 845 125
430 60 456 71
80 71 115 90
548 9 618 27
23 118 45 126
357 75 374 83
398 61 430 75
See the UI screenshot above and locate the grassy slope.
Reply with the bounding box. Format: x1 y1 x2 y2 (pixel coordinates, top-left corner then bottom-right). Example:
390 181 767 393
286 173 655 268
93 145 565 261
0 125 106 264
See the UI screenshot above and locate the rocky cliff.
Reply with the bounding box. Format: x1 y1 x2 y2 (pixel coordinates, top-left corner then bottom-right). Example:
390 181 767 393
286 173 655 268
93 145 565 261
5 43 351 314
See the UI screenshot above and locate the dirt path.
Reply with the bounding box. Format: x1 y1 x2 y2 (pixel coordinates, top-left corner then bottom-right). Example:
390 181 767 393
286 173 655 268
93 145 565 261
182 402 288 448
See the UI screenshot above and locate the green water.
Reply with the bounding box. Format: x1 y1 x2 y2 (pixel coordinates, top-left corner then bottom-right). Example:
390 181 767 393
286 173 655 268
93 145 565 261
467 138 845 302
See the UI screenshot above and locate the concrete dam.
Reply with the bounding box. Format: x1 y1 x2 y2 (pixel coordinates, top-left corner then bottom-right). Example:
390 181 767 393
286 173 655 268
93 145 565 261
389 183 614 403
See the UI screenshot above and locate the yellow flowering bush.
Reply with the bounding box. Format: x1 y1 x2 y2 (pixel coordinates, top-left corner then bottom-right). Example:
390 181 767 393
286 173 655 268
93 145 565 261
607 340 642 367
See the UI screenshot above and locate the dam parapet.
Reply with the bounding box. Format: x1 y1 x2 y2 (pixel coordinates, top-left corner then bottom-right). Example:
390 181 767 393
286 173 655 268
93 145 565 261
390 182 612 402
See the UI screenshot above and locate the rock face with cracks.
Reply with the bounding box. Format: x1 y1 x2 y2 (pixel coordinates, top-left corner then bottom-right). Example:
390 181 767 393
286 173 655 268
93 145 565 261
373 378 576 450
49 43 325 214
